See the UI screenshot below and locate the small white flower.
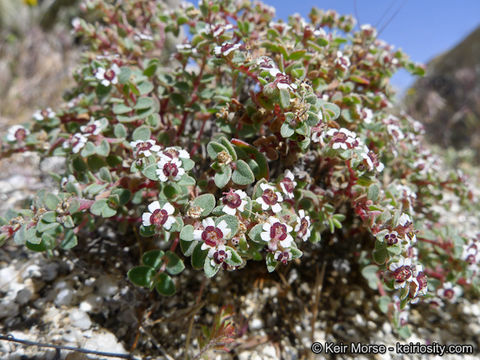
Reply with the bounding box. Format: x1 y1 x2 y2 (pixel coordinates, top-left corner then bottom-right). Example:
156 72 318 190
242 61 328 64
398 213 412 227
260 216 293 251
279 170 297 199
360 24 377 38
326 128 359 150
194 218 231 252
387 124 405 141
256 57 281 77
274 249 292 264
33 108 56 122
95 64 120 87
388 257 413 289
156 157 185 182
6 125 29 142
221 189 247 215
214 42 241 56
335 51 350 71
80 119 104 136
268 21 291 35
130 140 161 157
142 201 176 230
273 72 297 91
63 133 87 153
295 210 311 241
437 282 462 303
176 43 193 51
256 184 283 213
361 146 384 172
159 146 190 160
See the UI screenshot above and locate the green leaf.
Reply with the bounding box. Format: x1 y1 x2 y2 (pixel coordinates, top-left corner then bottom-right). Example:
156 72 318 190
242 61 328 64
378 296 390 314
165 251 185 275
40 211 56 223
118 67 132 84
248 223 264 243
96 140 110 157
180 224 194 241
214 166 232 188
280 122 295 138
368 184 379 202
155 273 176 296
127 266 155 287
204 257 221 278
207 141 228 160
192 194 216 217
192 244 208 269
361 265 379 290
134 97 154 110
398 326 411 339
90 199 117 218
266 253 277 273
61 230 77 249
232 160 255 185
177 174 196 186
113 103 132 115
225 246 242 267
279 88 290 109
218 137 237 161
132 126 151 141
322 102 340 121
180 239 197 256
142 249 165 270
45 194 60 211
142 164 159 181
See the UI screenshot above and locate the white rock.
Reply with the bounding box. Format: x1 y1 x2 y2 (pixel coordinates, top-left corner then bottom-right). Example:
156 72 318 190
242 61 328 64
84 331 127 354
0 266 17 288
79 294 103 313
69 309 92 330
22 264 42 279
250 318 263 330
55 288 74 306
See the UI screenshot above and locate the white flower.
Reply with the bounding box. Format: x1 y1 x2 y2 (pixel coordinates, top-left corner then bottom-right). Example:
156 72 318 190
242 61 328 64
260 216 293 251
221 189 247 215
335 51 350 71
156 157 185 182
295 210 311 241
256 57 281 77
273 72 297 91
268 21 291 35
437 282 462 302
33 108 56 121
279 170 297 199
176 43 193 52
95 64 120 87
159 146 190 160
326 128 359 150
80 119 104 136
362 108 373 124
388 257 413 289
360 24 377 38
194 218 232 259
274 249 292 264
256 184 283 213
63 133 87 153
130 140 161 157
397 213 412 227
361 146 384 172
142 201 176 230
387 124 405 141
214 42 241 56
203 23 233 37
6 125 29 142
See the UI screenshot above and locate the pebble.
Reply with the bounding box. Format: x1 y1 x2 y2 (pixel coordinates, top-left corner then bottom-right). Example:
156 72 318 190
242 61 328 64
0 301 19 319
84 331 127 354
69 309 92 330
55 288 74 307
15 287 33 305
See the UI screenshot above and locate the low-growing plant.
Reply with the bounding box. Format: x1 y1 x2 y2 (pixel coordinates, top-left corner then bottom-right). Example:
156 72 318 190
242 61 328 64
1 0 479 339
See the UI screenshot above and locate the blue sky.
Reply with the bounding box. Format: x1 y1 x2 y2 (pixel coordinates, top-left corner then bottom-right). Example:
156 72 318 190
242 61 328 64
262 0 480 93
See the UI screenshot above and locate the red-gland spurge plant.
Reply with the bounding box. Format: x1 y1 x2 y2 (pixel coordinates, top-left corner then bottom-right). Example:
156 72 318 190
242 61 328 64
1 0 479 338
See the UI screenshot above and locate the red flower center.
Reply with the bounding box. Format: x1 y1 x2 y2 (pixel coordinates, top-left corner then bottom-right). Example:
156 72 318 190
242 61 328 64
299 218 309 236
15 129 27 141
150 209 169 227
83 124 97 134
281 178 295 194
137 142 153 152
202 226 223 247
163 162 179 178
270 222 287 241
222 191 242 208
104 69 116 81
262 189 278 205
385 233 398 246
444 288 454 299
213 249 228 264
393 265 412 283
163 148 179 159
